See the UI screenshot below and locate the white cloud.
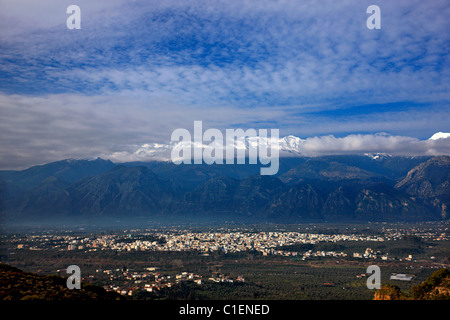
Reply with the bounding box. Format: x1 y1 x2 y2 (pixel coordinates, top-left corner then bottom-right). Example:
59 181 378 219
297 133 450 156
0 91 449 169
429 132 450 140
1 0 449 107
0 92 288 169
100 132 450 164
1 1 449 168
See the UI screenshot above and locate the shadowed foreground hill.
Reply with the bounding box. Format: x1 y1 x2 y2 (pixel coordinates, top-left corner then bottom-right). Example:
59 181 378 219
374 268 450 300
0 263 124 300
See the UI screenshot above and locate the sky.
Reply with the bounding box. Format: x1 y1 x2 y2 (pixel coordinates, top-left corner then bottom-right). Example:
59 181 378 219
0 0 449 169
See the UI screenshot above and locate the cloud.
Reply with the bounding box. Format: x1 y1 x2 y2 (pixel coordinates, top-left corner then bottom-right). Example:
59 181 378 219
0 1 449 168
0 92 288 169
1 0 449 107
99 132 450 164
297 133 450 156
0 91 449 169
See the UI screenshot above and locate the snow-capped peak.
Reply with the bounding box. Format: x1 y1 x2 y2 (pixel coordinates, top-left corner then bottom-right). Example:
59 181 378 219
428 132 450 140
364 153 392 160
279 135 304 153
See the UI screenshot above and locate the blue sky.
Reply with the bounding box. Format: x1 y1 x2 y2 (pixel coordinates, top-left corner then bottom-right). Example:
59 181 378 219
0 0 449 169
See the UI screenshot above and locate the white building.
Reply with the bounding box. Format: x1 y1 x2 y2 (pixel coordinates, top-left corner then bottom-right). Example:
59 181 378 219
390 273 413 281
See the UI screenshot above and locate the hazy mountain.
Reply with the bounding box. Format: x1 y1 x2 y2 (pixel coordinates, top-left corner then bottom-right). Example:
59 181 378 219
396 156 450 198
233 175 286 216
396 156 450 219
282 155 432 181
267 183 324 221
279 158 380 184
60 166 175 216
0 158 115 194
9 176 71 218
1 155 448 224
353 183 438 221
182 175 240 214
321 186 356 219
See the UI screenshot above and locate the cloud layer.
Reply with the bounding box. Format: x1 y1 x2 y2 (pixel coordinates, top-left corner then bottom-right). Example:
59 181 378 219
101 132 450 164
297 133 450 157
1 90 450 169
0 0 449 169
2 0 449 105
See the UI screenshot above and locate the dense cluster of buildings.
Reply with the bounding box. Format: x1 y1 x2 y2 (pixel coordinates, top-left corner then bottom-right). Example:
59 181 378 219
61 231 386 259
9 227 448 262
85 267 245 297
4 225 448 297
99 268 204 296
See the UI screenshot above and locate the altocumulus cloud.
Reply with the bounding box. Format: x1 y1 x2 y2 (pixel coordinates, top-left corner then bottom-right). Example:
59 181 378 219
1 0 448 106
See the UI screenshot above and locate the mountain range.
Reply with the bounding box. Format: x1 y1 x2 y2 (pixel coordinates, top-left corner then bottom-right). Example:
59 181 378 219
0 154 449 225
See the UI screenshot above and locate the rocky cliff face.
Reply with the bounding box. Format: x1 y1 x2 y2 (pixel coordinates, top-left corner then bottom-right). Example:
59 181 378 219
1 156 449 222
374 285 407 300
396 156 450 219
267 183 324 220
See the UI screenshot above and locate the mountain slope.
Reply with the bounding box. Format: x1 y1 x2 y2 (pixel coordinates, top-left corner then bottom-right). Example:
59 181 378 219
1 156 448 223
61 166 174 216
267 183 324 221
279 158 382 184
0 158 115 191
0 263 124 300
395 156 450 219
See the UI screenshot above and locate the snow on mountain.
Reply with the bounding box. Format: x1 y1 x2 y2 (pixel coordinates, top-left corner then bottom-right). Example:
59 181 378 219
108 132 450 163
279 135 304 153
108 135 306 162
364 153 392 160
429 132 450 140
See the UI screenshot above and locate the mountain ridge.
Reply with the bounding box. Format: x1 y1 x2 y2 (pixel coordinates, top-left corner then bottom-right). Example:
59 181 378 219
1 155 448 224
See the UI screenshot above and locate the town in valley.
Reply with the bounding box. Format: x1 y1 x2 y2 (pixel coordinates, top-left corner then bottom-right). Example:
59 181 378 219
1 222 448 300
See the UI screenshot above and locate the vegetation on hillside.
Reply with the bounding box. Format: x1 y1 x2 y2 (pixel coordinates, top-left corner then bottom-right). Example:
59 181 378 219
0 263 124 300
374 268 450 300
